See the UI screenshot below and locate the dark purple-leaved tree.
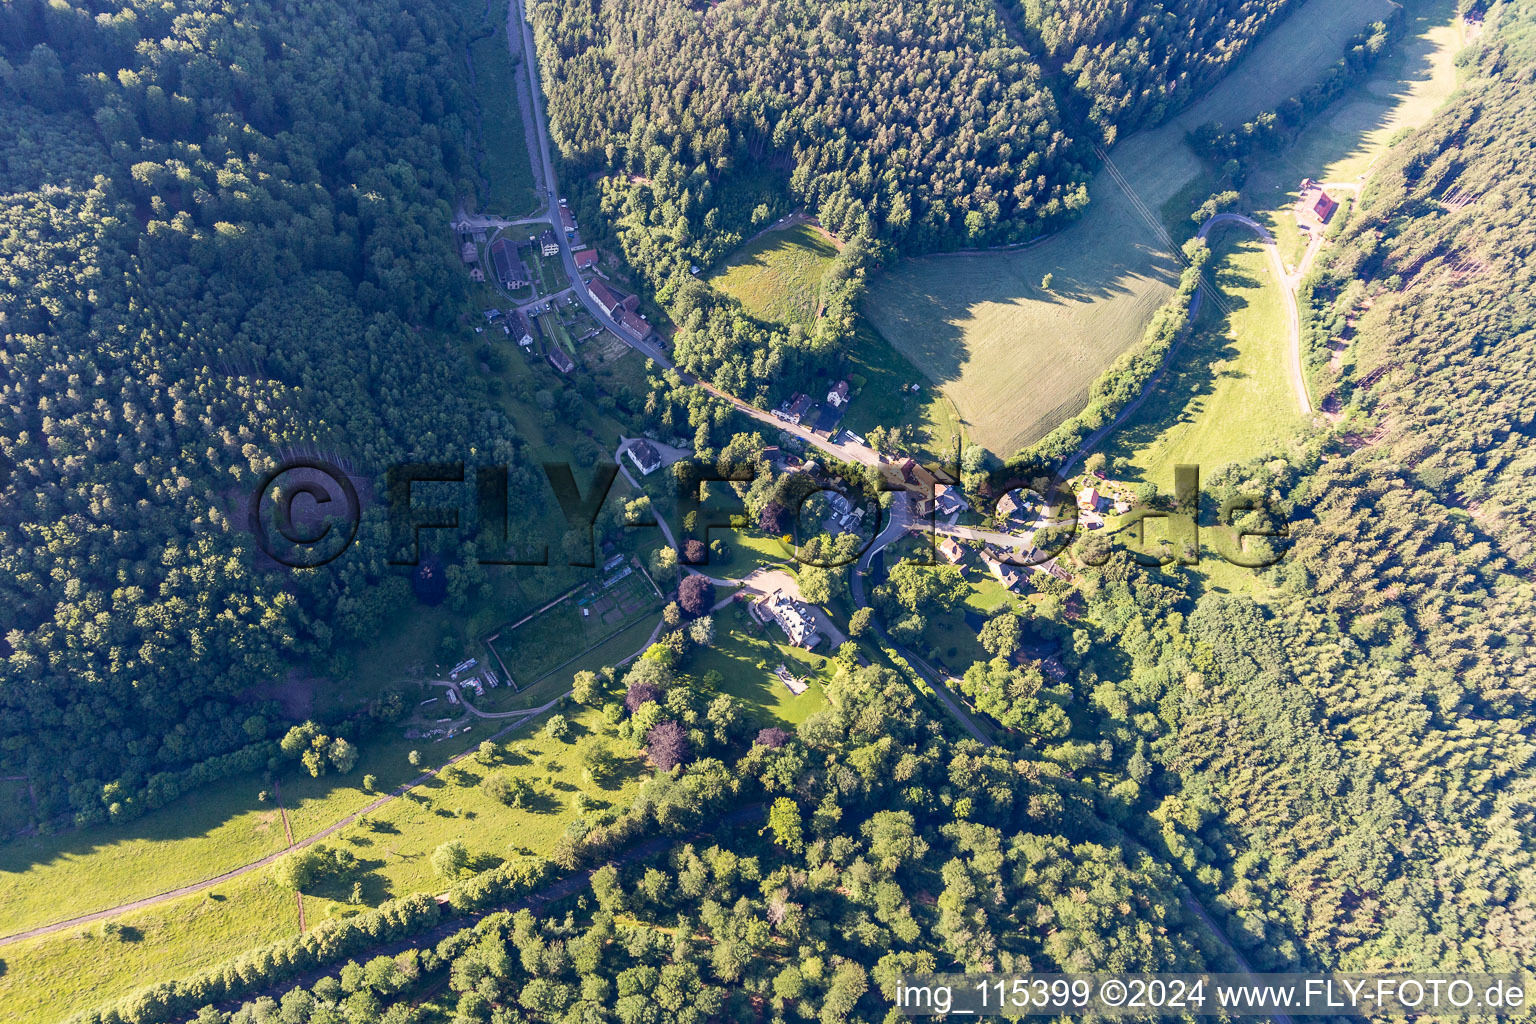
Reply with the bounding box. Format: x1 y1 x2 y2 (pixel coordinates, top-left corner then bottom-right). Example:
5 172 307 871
646 720 690 770
755 726 790 748
678 575 715 617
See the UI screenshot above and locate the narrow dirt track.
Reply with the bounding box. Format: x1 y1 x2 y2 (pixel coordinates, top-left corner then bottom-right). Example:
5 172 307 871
0 700 565 950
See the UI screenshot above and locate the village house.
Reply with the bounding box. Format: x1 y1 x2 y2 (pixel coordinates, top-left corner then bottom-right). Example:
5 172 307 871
539 229 561 257
489 239 530 290
625 439 662 476
827 380 851 407
937 537 966 564
573 247 599 270
547 346 575 374
559 206 576 236
995 490 1027 523
586 278 628 318
1077 485 1104 513
811 401 844 437
1313 190 1338 222
933 483 969 518
617 308 654 344
980 547 1025 590
776 393 813 425
505 309 534 347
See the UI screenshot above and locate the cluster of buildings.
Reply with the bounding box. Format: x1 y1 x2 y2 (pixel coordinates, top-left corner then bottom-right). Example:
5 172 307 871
823 489 867 533
585 277 657 345
774 378 854 437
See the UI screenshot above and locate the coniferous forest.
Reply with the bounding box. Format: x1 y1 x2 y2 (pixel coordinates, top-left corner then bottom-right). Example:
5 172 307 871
0 0 551 823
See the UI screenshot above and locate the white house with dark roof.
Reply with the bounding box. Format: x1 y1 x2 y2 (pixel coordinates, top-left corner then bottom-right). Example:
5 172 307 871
625 439 662 476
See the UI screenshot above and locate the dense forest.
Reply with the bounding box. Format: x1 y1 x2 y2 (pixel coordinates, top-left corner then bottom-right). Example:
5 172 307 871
1083 0 1536 973
83 659 1220 1024
0 0 553 822
531 0 1301 397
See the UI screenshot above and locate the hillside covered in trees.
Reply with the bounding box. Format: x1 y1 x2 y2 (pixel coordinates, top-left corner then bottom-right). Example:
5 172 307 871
1081 0 1536 975
531 0 1303 396
0 0 551 822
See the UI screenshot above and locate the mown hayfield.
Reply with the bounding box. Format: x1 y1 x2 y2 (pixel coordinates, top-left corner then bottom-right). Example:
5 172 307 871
0 872 298 1023
1098 228 1305 488
0 772 287 940
705 220 840 327
863 0 1396 458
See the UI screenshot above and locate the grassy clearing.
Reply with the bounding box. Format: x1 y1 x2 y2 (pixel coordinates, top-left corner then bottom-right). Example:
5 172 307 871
1249 0 1465 261
684 605 835 728
0 774 285 938
0 708 642 1022
840 320 967 464
705 221 839 328
301 706 647 911
467 0 539 216
1094 229 1303 599
862 0 1395 458
0 873 298 1023
1098 228 1304 488
695 530 791 580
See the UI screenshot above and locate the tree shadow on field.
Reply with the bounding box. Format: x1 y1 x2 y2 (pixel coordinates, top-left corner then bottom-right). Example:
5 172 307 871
1095 248 1265 485
863 227 1180 395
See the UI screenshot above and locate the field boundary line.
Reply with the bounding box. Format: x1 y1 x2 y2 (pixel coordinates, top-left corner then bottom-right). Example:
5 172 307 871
0 707 574 950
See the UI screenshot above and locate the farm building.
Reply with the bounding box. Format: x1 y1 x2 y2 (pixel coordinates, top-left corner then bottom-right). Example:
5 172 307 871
547 347 575 374
1313 190 1338 222
587 278 626 317
505 309 534 347
489 239 530 289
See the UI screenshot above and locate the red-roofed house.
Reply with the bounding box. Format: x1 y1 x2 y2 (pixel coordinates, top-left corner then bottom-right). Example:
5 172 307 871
573 248 599 270
618 309 653 342
1313 190 1338 222
586 278 625 316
